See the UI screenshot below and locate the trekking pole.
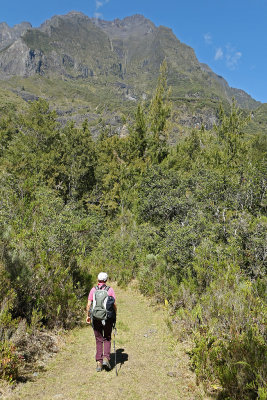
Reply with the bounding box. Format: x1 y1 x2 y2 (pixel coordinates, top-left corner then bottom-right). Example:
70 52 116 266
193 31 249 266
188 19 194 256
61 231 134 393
114 327 118 376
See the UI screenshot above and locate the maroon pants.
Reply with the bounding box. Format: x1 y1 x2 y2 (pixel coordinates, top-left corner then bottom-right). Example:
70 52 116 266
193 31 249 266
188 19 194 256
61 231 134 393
93 318 113 362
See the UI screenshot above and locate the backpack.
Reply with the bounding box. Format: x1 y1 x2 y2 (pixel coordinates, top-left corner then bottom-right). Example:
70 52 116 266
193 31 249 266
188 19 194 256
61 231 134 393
91 285 116 322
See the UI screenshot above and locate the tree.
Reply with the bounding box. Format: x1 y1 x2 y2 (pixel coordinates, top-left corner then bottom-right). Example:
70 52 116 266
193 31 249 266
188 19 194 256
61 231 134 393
215 100 250 167
58 120 96 201
147 59 172 163
3 99 60 197
129 103 147 159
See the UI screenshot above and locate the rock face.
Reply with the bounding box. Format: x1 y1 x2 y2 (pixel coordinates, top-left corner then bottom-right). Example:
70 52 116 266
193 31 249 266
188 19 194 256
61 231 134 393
0 21 32 51
0 12 260 121
0 39 31 77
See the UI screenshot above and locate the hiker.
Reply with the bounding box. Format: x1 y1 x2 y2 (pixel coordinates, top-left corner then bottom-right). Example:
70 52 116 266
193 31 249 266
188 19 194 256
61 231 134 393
86 272 117 372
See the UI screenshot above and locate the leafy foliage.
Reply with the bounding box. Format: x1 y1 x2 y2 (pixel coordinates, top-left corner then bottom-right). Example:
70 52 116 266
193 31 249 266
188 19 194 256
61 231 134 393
0 341 21 382
0 63 266 396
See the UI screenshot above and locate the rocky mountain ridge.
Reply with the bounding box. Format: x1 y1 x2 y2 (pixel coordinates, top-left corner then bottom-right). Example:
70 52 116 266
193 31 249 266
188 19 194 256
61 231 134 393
0 12 262 133
0 21 32 51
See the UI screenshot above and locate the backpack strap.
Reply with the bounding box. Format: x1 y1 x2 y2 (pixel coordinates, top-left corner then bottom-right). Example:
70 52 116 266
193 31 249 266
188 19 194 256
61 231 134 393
95 285 110 292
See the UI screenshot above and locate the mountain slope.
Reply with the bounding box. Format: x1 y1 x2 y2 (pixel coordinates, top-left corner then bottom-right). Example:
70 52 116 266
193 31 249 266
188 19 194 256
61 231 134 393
0 12 261 132
246 103 267 136
0 21 32 51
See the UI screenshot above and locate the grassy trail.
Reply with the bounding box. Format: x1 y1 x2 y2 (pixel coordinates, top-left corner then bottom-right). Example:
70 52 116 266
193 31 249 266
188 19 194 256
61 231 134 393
7 283 209 400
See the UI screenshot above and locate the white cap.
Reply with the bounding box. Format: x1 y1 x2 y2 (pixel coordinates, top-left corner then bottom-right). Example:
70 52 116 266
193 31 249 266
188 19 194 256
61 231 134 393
98 272 108 282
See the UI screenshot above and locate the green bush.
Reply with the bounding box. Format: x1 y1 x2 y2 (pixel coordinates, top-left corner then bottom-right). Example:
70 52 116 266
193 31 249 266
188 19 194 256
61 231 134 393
189 265 266 399
0 341 21 382
87 213 162 287
0 82 266 393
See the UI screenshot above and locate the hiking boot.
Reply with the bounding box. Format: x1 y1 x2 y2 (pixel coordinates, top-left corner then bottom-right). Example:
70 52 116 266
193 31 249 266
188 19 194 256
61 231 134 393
102 357 111 370
96 361 102 372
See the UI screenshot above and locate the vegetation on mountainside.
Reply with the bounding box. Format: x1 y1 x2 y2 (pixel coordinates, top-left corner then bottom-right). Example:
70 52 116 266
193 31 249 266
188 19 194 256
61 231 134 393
246 104 267 138
0 13 260 138
0 89 27 116
0 62 266 399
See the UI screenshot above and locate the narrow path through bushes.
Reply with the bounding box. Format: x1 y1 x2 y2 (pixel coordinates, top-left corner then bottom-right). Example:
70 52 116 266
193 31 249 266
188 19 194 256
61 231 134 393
6 283 209 400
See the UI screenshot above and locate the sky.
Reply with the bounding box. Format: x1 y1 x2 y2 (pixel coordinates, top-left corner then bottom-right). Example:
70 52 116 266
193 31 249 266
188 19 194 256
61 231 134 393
1 0 267 103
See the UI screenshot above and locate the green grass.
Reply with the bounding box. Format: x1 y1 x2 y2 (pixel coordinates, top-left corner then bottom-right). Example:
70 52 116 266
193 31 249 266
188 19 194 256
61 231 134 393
0 87 27 116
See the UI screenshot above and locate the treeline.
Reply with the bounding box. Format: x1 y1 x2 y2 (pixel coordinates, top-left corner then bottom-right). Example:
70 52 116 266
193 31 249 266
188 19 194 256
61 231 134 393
0 63 266 398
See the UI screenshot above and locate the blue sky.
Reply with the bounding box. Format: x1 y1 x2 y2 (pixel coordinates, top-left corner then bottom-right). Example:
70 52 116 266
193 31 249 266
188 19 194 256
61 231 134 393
1 0 267 103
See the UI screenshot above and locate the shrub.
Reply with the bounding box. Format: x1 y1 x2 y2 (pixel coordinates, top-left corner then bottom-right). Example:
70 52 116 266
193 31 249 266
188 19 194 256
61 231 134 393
0 341 21 382
189 265 266 399
87 214 162 287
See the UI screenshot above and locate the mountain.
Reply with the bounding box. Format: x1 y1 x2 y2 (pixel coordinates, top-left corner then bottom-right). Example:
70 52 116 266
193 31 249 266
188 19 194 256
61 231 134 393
0 12 262 133
0 21 32 51
246 103 267 136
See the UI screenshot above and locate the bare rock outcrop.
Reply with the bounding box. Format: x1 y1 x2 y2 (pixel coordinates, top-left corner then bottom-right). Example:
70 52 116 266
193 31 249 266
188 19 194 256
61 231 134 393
0 21 32 50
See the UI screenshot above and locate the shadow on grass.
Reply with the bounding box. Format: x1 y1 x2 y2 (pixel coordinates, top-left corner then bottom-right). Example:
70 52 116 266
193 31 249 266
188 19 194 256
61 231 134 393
110 348 128 373
17 375 35 383
17 366 48 383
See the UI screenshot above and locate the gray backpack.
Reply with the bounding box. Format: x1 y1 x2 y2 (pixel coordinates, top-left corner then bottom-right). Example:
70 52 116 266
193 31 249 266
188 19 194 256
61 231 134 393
91 286 110 321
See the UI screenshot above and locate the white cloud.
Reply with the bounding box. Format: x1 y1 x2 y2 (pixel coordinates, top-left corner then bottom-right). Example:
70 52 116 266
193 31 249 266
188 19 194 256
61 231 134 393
225 45 242 69
214 47 223 60
95 0 109 10
94 0 109 19
204 33 212 45
226 51 242 70
213 44 242 70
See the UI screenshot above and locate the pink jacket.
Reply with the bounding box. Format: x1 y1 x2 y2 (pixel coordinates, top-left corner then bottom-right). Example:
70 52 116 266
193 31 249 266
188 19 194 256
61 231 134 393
88 283 116 301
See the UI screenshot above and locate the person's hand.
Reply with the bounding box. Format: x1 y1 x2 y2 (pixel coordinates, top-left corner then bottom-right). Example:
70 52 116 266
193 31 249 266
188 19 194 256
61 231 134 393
86 316 91 324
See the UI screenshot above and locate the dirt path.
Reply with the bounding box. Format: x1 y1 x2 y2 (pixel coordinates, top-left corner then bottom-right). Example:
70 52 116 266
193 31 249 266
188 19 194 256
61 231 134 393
7 283 209 400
